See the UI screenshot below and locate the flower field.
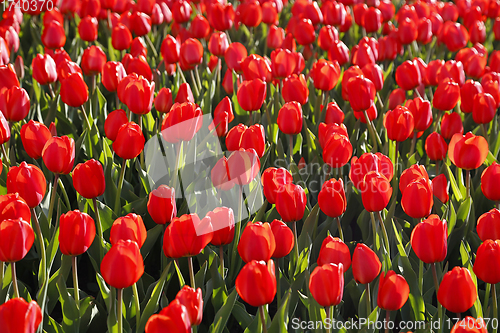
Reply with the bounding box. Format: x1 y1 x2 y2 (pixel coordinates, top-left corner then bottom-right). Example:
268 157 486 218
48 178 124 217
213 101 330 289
1 0 500 332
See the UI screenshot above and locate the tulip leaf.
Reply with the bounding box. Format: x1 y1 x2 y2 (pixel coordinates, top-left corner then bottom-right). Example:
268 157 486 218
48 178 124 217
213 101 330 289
140 225 163 260
298 203 320 252
231 92 245 117
231 301 253 330
459 241 483 318
445 164 464 202
485 151 498 166
46 316 65 333
95 272 111 311
210 288 238 333
269 290 291 332
79 296 97 332
56 274 80 333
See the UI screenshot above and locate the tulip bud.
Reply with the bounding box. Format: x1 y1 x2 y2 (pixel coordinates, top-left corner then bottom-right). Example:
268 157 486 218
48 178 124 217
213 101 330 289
437 267 477 314
276 183 307 223
0 298 42 333
477 209 500 242
104 109 128 141
270 219 294 259
352 243 381 284
0 218 34 262
207 207 235 246
110 213 147 248
309 263 344 307
101 239 144 289
448 132 488 170
147 185 177 225
175 286 203 326
238 221 276 263
163 214 213 258
235 260 276 307
473 239 500 284
42 136 75 175
425 132 448 161
261 167 293 204
317 235 351 269
113 122 145 160
59 210 96 256
432 174 450 204
318 178 346 218
377 271 410 311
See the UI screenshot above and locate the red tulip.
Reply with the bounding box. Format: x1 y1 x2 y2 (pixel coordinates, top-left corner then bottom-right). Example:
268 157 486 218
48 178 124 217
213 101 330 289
349 153 394 189
346 75 376 111
237 78 266 112
174 83 194 104
277 102 303 135
309 263 344 307
318 178 346 218
441 112 463 140
438 267 477 314
439 21 469 52
130 37 147 58
238 221 276 263
81 45 106 76
410 214 447 263
318 25 338 51
437 60 465 87
270 219 294 259
102 61 127 93
59 210 96 256
179 38 203 71
432 174 450 204
41 136 75 175
460 80 483 114
267 25 285 49
317 235 351 269
405 97 432 132
0 218 34 262
161 35 180 64
388 88 406 110
241 54 272 82
450 317 488 333
72 159 105 199
0 193 31 223
104 109 128 141
31 54 57 85
145 299 191 333
78 16 98 42
480 163 500 202
235 260 276 307
323 133 353 169
401 179 433 219
399 165 429 194
161 102 203 144
473 93 496 125
41 21 66 49
359 171 392 212
433 80 460 111
0 64 19 94
7 162 47 208
117 74 154 115
163 214 213 258
130 12 152 36
270 48 303 79
352 243 381 284
425 132 448 161
395 60 421 91
226 148 261 186
176 286 203 326
112 24 133 51
294 18 316 45
226 124 266 157
208 32 229 57
448 132 488 170
328 40 349 66
384 105 414 142
310 59 340 91
154 88 173 114
57 60 82 81
101 239 144 289
324 102 344 125
0 86 30 122
172 0 192 23
377 271 410 311
207 207 234 246
261 167 293 204
110 213 147 248
319 122 348 149
60 73 89 108
275 183 306 223
190 14 210 39
473 239 500 284
477 209 500 242
0 298 42 333
209 97 234 137
147 185 176 225
113 122 145 160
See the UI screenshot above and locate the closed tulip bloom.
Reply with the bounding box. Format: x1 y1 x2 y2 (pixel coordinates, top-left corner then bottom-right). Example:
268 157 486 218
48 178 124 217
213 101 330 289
441 112 463 140
267 25 285 49
163 214 213 258
78 16 98 42
0 64 19 94
110 213 147 248
175 286 203 326
41 136 75 175
130 37 147 58
352 243 381 284
161 35 180 64
310 59 340 91
346 76 376 111
118 74 154 115
241 54 272 82
7 162 46 208
318 178 346 218
0 193 31 223
102 61 127 93
32 54 57 85
270 219 294 259
154 88 173 114
161 102 203 144
207 207 234 246
130 11 151 36
323 133 353 169
405 97 432 132
275 183 307 223
309 263 344 307
477 209 500 241
112 24 133 51
433 80 460 111
238 221 276 262
59 210 95 256
0 86 30 122
271 48 303 79
0 298 42 333
438 267 477 314
277 102 303 135
57 60 82 81
104 109 128 141
227 148 261 186
237 78 266 112
101 239 144 289
42 21 66 49
473 240 500 284
179 38 203 71
324 102 344 124
359 171 392 212
399 164 429 194
174 83 194 104
236 260 276 307
473 93 496 125
0 112 9 145
208 32 229 57
450 317 488 333
190 14 210 39
384 106 414 142
432 174 450 204
317 236 351 269
425 132 448 161
172 0 192 23
395 60 421 91
294 18 316 45
209 97 234 137
145 299 191 333
81 45 106 76
349 153 394 189
60 73 89 108
410 214 447 263
460 80 483 113
388 88 406 110
402 178 433 219
481 163 500 202
113 122 145 159
261 167 293 204
147 185 176 225
282 74 309 105
439 21 469 53
72 159 105 199
0 218 34 262
226 124 266 158
377 271 410 311
448 132 488 170
225 43 248 74
319 123 348 148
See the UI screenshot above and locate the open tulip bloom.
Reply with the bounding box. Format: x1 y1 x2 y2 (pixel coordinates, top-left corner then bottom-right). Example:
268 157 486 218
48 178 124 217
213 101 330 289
4 1 500 332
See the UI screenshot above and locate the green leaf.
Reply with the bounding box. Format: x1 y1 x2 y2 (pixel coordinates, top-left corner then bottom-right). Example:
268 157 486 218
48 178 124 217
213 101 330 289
298 203 320 252
445 164 464 202
269 290 291 333
56 274 80 333
210 289 238 333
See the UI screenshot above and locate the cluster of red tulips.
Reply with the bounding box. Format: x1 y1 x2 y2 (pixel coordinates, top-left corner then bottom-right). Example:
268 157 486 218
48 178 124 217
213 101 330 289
1 0 500 332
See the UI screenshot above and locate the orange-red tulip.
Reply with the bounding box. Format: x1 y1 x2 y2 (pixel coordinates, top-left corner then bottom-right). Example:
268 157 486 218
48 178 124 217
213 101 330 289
377 271 410 311
448 132 488 170
59 210 95 256
309 263 344 307
352 243 381 284
238 221 276 263
101 239 144 289
438 267 477 314
235 260 276 307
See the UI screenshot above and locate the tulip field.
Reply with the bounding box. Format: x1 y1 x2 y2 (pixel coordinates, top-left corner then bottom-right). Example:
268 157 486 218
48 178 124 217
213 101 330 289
3 0 500 332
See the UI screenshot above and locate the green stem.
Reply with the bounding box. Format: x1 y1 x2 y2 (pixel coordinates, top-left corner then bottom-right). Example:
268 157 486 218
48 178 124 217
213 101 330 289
377 211 390 259
431 263 443 333
289 134 294 166
485 283 491 318
0 263 3 290
194 66 203 93
292 220 299 271
11 262 19 299
336 217 344 242
1 144 10 168
189 70 200 98
365 283 371 315
58 177 71 211
326 306 332 333
188 257 195 288
363 110 378 152
72 256 80 309
47 174 59 225
32 208 47 331
482 123 489 144
275 259 281 309
259 306 268 333
81 105 92 132
392 141 400 201
117 288 123 333
219 246 224 278
114 159 127 216
466 169 471 199
133 283 141 332
493 284 498 333
92 198 105 261
409 132 417 158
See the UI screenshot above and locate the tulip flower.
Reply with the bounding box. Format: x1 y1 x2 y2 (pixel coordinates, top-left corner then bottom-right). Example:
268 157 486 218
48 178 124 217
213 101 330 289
460 80 483 113
433 80 460 111
0 193 31 223
81 45 106 76
0 86 29 122
282 74 309 105
481 163 500 203
101 240 145 289
359 171 392 213
410 214 448 264
441 112 464 140
425 132 448 162
322 133 353 169
60 73 89 108
226 124 266 157
317 235 351 270
209 97 234 137
179 38 203 72
270 219 294 259
0 298 42 333
473 239 500 284
163 214 213 259
277 102 303 136
110 213 147 248
473 92 496 126
176 286 203 326
41 136 75 176
154 88 173 114
113 122 145 160
270 48 303 79
384 105 415 142
147 185 177 225
208 32 229 56
161 102 203 144
318 178 347 219
405 97 432 132
438 267 477 314
7 162 47 209
352 243 381 285
174 83 194 104
104 109 128 142
112 24 133 51
349 153 394 189
78 16 98 42
102 61 127 93
432 174 450 204
207 206 235 277
310 59 341 92
238 221 276 263
261 167 293 204
117 74 155 115
395 60 421 91
324 102 345 125
477 209 500 242
237 78 267 114
236 259 276 307
58 210 95 256
31 53 57 85
377 271 410 311
0 64 19 94
450 317 488 333
309 263 344 307
145 299 191 333
72 159 105 199
41 21 66 49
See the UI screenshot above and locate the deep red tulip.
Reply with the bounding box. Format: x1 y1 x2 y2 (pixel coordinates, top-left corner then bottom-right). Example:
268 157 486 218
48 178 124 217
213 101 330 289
118 74 154 115
349 153 393 189
294 18 316 45
481 163 500 202
238 221 276 263
161 35 180 64
261 167 293 204
236 260 276 307
225 42 248 74
377 271 410 311
0 193 31 223
163 214 213 258
241 54 272 82
352 243 381 284
448 132 488 170
190 14 210 39
60 73 89 108
31 54 57 85
237 78 266 112
0 86 30 122
130 37 147 58
161 102 203 144
78 16 98 42
0 218 34 262
309 263 344 307
473 240 500 284
59 210 95 256
388 88 406 110
261 2 278 25
399 165 429 194
477 209 500 242
7 162 46 208
208 32 229 57
113 122 145 160
104 109 128 141
174 83 194 104
57 60 82 81
395 60 421 91
432 174 450 204
207 207 234 246
359 171 392 212
361 64 384 92
438 267 477 314
270 48 303 79
405 97 432 132
318 178 346 218
41 136 75 175
102 61 127 93
42 21 66 49
277 102 302 135
439 21 469 52
110 213 147 248
472 93 496 125
147 185 176 225
441 112 463 140
226 148 261 186
172 0 192 23
425 132 448 161
317 236 351 269
328 40 349 66
324 102 344 125
176 286 203 326
275 183 306 223
270 219 294 259
0 298 42 333
0 64 19 94
384 106 414 142
130 12 152 36
323 133 352 169
318 25 339 51
410 214 447 263
145 299 191 333
211 156 233 191
154 88 173 114
437 60 465 87
179 38 203 71
72 159 105 199
346 75 376 111
112 24 133 51
450 317 488 333
101 239 144 289
460 80 483 114
267 25 285 49
237 0 262 27
310 59 340 91
318 123 348 149
433 80 460 111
